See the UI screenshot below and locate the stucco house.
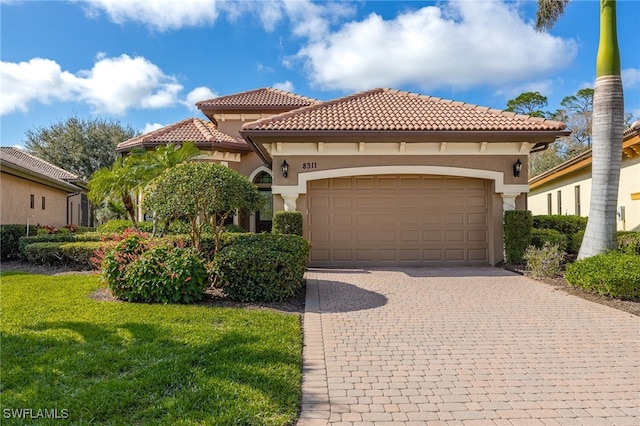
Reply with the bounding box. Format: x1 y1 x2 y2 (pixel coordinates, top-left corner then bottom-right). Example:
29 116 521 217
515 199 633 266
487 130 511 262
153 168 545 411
528 120 640 232
0 147 89 228
118 87 569 267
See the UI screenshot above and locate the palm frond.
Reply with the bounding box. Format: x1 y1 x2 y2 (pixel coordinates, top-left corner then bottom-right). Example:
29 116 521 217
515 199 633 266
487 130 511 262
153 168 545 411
536 0 570 32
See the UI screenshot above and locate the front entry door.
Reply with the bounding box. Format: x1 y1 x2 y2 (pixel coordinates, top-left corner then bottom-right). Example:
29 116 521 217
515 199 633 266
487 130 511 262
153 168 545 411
256 190 273 233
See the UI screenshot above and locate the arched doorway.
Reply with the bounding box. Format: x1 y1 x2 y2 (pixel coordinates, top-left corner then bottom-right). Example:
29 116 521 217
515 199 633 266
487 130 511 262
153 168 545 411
253 171 273 233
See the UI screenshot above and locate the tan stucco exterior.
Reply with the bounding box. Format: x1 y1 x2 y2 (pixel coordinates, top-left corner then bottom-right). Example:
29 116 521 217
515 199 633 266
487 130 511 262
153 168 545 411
1 172 75 228
528 127 640 231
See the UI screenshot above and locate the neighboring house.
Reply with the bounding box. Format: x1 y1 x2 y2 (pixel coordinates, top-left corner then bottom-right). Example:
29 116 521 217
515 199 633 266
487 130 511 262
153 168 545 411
0 147 89 228
118 87 569 267
528 120 640 232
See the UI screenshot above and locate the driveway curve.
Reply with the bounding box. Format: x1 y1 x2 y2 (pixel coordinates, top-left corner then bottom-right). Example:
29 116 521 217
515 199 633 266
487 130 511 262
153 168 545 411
298 267 639 425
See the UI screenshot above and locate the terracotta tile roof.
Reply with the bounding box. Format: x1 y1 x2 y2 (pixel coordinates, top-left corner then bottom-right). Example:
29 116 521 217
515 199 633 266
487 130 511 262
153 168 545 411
1 147 80 182
196 87 320 110
116 117 250 152
242 88 568 132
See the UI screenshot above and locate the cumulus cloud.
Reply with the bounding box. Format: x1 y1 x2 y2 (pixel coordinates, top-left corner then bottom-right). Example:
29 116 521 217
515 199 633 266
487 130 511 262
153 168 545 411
272 80 295 92
82 0 220 32
295 1 577 92
0 54 183 115
182 86 218 111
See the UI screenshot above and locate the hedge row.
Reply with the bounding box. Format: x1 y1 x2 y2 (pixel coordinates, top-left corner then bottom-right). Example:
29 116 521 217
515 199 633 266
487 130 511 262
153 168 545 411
566 252 640 300
23 241 104 269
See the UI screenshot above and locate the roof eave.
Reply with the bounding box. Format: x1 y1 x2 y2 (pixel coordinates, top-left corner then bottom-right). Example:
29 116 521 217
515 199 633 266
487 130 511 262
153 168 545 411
1 160 84 192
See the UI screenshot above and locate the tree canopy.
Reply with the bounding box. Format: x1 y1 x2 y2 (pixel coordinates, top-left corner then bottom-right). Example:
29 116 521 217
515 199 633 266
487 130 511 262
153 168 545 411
143 162 262 252
505 92 548 117
24 116 138 180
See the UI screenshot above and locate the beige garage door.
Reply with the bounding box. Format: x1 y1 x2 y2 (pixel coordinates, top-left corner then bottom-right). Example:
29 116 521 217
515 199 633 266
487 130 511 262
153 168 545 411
308 175 489 266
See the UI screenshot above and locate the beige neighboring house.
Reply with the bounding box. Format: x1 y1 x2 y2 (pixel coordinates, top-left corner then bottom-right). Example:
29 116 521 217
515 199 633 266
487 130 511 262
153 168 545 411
0 147 88 228
528 120 640 232
118 87 569 267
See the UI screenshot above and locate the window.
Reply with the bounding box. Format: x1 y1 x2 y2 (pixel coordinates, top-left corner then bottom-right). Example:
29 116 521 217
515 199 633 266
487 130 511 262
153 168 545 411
30 194 35 209
547 193 552 215
574 186 581 216
41 197 46 210
557 191 562 215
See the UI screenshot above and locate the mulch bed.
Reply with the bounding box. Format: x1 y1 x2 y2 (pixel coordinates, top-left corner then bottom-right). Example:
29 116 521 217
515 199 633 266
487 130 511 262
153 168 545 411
2 259 636 316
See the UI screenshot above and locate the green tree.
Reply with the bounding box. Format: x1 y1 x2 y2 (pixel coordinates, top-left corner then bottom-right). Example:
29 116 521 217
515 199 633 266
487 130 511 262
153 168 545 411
505 91 548 117
537 0 624 259
88 143 201 227
24 116 137 180
560 87 594 148
143 163 262 252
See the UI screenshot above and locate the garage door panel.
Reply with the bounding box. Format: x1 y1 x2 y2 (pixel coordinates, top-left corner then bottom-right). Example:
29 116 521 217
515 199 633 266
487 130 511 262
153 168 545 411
308 175 489 266
333 214 352 226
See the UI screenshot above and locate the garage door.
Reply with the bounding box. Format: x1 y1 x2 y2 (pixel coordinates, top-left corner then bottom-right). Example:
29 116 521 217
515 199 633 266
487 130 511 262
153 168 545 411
307 175 489 266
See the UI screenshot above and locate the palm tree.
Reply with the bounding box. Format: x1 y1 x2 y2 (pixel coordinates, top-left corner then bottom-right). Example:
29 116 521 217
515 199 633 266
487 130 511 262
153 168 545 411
88 158 142 225
537 0 624 259
88 143 201 229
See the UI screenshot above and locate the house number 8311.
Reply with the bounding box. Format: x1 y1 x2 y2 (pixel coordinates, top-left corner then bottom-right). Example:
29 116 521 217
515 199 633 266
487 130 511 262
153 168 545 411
302 162 317 169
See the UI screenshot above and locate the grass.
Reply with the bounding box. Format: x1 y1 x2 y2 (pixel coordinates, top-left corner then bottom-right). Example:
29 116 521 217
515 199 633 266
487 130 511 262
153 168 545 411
0 272 302 425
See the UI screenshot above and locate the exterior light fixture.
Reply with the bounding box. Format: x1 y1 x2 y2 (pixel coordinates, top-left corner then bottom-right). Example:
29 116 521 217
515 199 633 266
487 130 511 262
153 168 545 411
513 158 523 178
281 160 289 178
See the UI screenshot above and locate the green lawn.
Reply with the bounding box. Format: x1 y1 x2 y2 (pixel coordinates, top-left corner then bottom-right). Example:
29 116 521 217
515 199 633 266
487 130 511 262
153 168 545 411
0 272 302 425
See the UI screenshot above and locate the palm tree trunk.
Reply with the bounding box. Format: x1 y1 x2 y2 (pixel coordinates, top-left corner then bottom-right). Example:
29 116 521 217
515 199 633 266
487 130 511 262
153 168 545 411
577 0 623 259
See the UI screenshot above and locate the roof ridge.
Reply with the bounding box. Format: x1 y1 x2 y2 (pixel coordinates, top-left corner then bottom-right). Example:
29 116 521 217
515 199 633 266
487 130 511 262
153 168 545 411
196 87 320 107
0 147 79 180
242 88 386 130
139 117 197 143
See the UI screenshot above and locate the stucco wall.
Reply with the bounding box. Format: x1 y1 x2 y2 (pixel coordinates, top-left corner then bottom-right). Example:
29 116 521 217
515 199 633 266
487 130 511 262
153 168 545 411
528 156 640 231
1 172 71 227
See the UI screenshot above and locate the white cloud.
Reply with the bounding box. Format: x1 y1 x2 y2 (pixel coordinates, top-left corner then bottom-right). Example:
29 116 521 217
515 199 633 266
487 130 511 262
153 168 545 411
295 0 577 92
622 68 640 89
272 80 295 92
494 79 556 101
0 58 78 114
142 122 165 134
82 0 220 32
1 54 183 116
182 86 218 111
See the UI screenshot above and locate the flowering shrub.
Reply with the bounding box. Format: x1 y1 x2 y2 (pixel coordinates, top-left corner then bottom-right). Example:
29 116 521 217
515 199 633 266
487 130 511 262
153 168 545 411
523 242 564 278
116 246 208 304
100 231 152 293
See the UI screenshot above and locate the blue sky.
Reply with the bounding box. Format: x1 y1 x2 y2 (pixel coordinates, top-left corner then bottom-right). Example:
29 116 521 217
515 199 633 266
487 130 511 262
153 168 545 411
1 0 639 147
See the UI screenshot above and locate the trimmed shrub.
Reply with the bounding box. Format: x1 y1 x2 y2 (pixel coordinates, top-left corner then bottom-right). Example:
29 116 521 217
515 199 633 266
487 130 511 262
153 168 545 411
60 242 104 269
23 242 66 266
22 241 103 268
523 243 564 278
617 231 640 255
112 246 208 304
532 215 588 235
97 220 153 234
565 252 640 300
569 230 585 255
213 233 310 302
272 211 303 236
1 224 28 259
504 210 532 265
530 228 568 252
19 233 102 258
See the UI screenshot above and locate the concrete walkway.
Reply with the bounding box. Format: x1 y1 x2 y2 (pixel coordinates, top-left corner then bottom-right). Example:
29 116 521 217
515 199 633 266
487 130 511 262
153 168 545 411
298 267 640 426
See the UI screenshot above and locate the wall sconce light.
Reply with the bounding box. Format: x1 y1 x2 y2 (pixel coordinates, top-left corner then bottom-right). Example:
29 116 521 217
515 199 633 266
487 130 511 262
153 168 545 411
281 160 289 178
513 158 523 178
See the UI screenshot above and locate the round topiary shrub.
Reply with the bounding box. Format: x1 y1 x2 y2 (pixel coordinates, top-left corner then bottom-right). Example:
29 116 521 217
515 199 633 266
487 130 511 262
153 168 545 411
213 234 309 302
565 252 640 300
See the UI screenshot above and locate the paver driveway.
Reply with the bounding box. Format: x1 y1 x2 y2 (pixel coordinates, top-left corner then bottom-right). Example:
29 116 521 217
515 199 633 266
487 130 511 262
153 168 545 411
298 267 639 426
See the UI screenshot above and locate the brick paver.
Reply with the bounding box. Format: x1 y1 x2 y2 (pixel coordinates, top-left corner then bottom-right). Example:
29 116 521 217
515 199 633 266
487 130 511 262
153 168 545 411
297 267 640 425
